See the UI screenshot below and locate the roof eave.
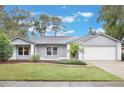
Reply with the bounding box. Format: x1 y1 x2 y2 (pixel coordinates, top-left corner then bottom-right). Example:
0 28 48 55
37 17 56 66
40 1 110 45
11 37 37 45
99 33 122 43
37 43 67 45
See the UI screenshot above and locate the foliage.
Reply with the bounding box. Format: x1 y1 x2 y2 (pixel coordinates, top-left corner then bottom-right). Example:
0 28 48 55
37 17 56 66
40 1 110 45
34 14 65 37
33 14 50 37
54 59 86 65
88 27 94 33
0 6 65 37
0 63 121 80
10 7 31 38
97 5 124 40
51 16 62 36
10 7 31 23
0 32 13 62
0 6 31 38
30 54 40 62
69 43 79 58
40 14 50 36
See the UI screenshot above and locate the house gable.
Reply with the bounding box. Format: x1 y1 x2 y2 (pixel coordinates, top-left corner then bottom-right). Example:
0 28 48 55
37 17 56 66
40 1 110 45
70 33 121 47
11 37 36 45
82 35 118 46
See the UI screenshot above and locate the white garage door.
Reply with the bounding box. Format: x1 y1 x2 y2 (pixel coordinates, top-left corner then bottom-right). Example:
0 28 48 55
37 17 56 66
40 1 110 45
83 47 116 60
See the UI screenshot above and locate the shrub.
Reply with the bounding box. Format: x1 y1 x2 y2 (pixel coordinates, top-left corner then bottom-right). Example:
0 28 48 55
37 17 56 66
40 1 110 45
0 32 13 62
54 59 86 65
30 54 40 62
122 53 124 60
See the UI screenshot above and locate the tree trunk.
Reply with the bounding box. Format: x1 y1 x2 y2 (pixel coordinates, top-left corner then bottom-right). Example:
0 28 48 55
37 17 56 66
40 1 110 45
54 31 57 36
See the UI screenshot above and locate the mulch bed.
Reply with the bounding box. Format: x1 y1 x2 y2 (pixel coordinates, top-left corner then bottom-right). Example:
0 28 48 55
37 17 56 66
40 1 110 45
0 60 54 64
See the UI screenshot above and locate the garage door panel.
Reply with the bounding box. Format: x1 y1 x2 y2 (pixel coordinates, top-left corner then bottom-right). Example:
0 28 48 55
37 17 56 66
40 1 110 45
84 47 116 60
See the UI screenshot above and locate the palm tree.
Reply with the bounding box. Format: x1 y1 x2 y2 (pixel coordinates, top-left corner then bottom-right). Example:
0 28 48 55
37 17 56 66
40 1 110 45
69 43 79 59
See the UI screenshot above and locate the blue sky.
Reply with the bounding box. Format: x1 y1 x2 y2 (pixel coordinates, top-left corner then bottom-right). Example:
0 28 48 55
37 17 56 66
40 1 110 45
5 5 104 36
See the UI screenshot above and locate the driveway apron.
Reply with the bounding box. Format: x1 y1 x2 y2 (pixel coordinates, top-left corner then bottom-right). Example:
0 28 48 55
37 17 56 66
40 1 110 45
86 61 124 79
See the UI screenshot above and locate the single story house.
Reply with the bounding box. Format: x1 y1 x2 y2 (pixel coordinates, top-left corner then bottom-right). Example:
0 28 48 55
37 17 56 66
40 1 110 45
122 43 124 53
10 32 122 61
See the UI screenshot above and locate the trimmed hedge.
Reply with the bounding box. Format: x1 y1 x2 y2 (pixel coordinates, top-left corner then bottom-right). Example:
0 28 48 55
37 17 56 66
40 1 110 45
30 54 40 62
54 59 86 65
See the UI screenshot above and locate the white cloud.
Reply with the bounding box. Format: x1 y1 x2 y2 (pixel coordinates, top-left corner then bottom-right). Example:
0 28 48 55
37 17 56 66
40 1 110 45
46 30 75 36
57 30 75 36
46 25 53 32
30 12 41 16
59 12 93 23
28 26 36 32
45 33 52 36
46 25 64 32
78 12 94 18
92 28 105 33
59 16 76 23
61 6 67 9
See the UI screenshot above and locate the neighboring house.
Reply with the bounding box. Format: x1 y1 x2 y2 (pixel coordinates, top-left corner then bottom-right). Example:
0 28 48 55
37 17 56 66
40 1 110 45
10 32 122 61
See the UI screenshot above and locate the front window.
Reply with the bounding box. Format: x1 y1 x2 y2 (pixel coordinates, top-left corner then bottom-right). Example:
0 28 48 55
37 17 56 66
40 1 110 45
47 47 52 55
24 46 29 55
53 47 57 55
46 46 58 55
18 47 23 55
18 46 30 55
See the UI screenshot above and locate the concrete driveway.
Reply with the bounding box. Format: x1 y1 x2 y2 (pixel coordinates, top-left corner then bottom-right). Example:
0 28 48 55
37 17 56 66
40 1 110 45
86 61 124 79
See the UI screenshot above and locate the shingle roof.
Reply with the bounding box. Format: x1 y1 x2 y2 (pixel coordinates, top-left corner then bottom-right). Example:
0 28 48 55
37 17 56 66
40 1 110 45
29 36 79 44
67 32 122 43
11 32 122 45
67 33 96 43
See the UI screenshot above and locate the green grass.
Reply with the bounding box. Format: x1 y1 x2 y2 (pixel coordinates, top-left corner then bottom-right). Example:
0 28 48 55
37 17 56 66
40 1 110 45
54 59 87 65
0 63 122 81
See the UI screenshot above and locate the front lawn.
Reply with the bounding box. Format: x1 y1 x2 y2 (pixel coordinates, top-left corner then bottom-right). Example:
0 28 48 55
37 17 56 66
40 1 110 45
0 63 122 81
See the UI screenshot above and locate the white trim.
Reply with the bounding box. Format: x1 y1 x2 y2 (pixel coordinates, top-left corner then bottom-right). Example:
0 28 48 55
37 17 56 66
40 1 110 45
100 33 122 43
11 37 37 45
68 33 122 44
117 42 122 60
31 44 35 56
67 44 70 59
17 45 30 56
78 44 83 60
9 45 16 60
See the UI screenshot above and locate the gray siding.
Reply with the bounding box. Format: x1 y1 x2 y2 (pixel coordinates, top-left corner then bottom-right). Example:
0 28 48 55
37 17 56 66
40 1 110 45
16 55 31 60
11 39 31 45
36 44 67 60
79 35 118 47
122 48 124 53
